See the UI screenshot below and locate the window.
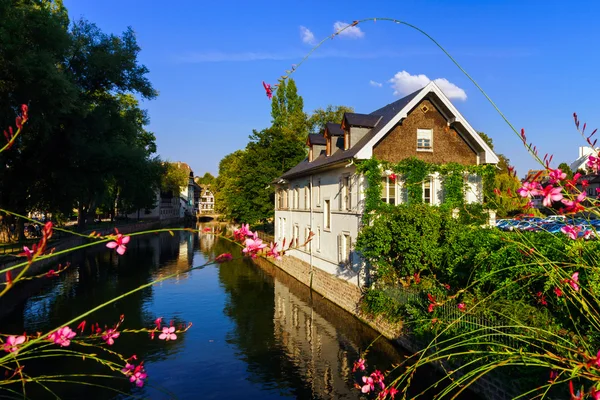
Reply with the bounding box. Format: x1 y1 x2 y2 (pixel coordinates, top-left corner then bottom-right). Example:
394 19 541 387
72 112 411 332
344 176 351 211
304 186 310 209
316 227 321 252
293 224 300 247
338 233 351 263
381 177 396 205
294 187 300 209
316 179 321 207
423 178 432 204
283 218 287 240
324 199 331 230
305 227 311 252
417 129 433 151
278 218 282 239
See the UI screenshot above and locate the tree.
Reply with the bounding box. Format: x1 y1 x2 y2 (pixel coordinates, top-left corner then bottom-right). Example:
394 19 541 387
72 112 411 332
557 162 574 180
493 173 526 217
270 79 307 140
478 132 512 175
307 105 354 134
161 162 189 197
215 150 245 218
196 172 216 186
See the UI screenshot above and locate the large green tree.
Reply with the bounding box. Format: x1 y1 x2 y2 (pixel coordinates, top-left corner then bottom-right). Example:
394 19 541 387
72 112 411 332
0 2 159 235
307 105 354 134
271 79 307 140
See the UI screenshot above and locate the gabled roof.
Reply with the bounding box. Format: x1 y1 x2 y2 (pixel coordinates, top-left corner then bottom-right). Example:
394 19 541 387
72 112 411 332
279 82 498 181
324 122 344 136
307 134 326 146
343 113 382 128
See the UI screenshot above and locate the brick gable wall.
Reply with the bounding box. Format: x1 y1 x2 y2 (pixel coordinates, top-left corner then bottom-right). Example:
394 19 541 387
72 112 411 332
372 99 477 165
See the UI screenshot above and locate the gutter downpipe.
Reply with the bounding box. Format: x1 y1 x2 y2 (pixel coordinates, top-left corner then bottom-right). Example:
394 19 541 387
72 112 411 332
309 174 314 291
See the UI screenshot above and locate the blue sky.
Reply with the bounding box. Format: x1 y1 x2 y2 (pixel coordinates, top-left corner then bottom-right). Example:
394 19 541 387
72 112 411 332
63 0 600 178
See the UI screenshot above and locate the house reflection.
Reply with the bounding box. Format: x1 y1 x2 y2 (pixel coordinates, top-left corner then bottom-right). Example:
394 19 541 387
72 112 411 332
273 280 356 398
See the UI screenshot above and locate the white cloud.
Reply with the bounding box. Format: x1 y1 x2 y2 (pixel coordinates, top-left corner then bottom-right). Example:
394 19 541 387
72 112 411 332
369 80 382 87
388 71 467 101
299 26 316 45
333 21 364 38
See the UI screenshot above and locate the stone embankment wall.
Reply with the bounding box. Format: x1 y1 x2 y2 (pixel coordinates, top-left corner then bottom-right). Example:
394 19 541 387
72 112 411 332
252 254 517 400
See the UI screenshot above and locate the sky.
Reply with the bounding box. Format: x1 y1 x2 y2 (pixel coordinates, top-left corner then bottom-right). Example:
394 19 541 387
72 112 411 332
63 0 600 178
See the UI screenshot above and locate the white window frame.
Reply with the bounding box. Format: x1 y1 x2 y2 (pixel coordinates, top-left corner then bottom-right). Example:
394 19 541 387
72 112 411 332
381 176 397 205
305 226 311 252
423 177 433 204
316 179 321 207
316 227 321 252
324 199 331 231
417 128 433 152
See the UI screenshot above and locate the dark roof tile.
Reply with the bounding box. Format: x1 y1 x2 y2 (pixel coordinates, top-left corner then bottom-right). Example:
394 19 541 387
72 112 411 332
344 113 382 128
325 122 344 136
307 134 326 145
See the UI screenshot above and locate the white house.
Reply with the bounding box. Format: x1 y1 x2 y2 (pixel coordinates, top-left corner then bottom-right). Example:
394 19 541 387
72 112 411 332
273 82 498 286
571 146 598 173
198 186 215 214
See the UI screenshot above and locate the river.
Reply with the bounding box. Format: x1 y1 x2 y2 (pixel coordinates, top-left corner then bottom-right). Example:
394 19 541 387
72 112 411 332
0 227 479 399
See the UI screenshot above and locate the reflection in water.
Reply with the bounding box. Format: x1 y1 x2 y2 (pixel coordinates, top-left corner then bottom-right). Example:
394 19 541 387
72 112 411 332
0 224 477 399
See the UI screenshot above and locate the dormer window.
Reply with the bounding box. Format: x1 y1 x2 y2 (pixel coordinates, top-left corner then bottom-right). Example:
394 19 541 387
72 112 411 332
417 129 433 151
344 131 349 150
326 137 331 156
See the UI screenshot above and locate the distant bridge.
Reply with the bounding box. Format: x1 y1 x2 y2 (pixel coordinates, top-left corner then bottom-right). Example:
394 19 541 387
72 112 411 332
196 212 221 221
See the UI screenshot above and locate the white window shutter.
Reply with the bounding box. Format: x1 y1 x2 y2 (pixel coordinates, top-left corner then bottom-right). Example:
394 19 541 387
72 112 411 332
337 234 342 263
338 178 343 210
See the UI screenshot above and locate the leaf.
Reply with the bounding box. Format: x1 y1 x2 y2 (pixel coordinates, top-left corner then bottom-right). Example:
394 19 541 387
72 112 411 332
169 230 174 237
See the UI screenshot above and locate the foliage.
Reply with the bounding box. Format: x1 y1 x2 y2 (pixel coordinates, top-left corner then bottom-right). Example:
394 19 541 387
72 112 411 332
558 162 574 179
307 104 354 134
356 158 383 215
0 3 158 233
161 162 189 196
270 79 307 141
196 172 216 186
492 173 526 217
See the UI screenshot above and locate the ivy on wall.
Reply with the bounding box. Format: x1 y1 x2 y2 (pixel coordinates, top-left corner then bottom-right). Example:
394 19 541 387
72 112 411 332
356 157 497 214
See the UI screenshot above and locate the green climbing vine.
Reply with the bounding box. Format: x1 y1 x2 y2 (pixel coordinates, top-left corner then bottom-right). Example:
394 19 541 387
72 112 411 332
356 157 496 212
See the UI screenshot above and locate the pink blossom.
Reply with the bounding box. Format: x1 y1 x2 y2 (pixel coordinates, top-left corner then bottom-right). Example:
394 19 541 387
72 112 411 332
102 328 120 346
587 154 600 173
457 303 466 311
562 191 586 213
262 81 273 100
517 182 541 198
541 185 563 207
361 376 374 393
548 168 567 184
561 225 580 240
215 253 233 263
48 326 76 347
591 387 600 400
106 234 130 255
130 370 147 388
3 335 25 353
389 173 397 182
567 272 580 292
352 358 366 372
370 370 385 390
242 238 267 258
554 287 563 297
266 242 282 260
122 363 135 374
234 223 251 241
158 326 177 341
21 246 34 261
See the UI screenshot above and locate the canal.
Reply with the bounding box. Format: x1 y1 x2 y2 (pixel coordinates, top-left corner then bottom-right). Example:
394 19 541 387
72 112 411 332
1 228 479 399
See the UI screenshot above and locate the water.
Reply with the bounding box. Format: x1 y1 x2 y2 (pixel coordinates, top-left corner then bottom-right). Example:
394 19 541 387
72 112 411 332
0 227 478 399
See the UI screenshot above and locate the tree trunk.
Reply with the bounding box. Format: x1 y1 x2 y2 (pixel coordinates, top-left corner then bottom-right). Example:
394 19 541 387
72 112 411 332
77 203 87 232
16 217 25 242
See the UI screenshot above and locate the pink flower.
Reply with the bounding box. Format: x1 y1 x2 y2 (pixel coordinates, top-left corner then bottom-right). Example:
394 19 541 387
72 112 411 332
554 287 563 297
48 326 76 347
541 185 563 207
130 370 147 388
215 253 233 263
234 223 251 241
387 387 399 399
587 154 600 173
262 81 273 100
3 335 25 353
561 225 580 240
361 376 374 393
562 191 586 213
122 363 135 374
567 272 580 292
457 303 466 311
243 238 267 258
106 234 130 255
591 387 600 400
370 370 385 390
352 358 366 372
21 246 34 261
266 242 282 260
548 168 566 184
389 173 397 182
517 182 541 198
158 326 177 341
102 328 120 346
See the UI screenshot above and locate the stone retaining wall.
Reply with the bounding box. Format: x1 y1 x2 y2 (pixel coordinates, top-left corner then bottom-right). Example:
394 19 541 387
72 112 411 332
252 254 518 400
